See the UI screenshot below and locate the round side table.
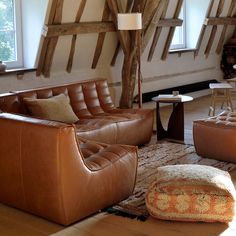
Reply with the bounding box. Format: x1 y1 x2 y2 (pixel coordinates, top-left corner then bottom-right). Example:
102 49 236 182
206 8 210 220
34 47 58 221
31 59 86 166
152 95 193 142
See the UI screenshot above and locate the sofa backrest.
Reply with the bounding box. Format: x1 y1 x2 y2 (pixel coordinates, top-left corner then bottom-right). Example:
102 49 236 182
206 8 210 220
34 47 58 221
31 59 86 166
0 78 115 118
0 93 22 113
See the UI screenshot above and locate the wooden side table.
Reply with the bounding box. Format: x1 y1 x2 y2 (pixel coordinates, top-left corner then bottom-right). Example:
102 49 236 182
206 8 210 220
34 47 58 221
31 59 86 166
152 95 193 142
208 83 233 116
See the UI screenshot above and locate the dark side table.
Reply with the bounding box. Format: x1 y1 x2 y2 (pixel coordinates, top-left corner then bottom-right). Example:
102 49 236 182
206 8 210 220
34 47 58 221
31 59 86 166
152 95 193 142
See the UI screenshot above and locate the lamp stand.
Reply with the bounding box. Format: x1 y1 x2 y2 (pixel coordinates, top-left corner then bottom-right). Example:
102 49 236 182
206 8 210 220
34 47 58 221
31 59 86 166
137 29 142 108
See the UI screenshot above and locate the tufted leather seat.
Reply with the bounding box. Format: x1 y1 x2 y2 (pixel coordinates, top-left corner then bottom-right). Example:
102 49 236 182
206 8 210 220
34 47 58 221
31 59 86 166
0 113 138 225
193 111 236 163
0 79 154 145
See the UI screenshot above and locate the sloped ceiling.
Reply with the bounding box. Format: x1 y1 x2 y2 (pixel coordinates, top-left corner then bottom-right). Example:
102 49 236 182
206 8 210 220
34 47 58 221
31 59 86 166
36 0 236 78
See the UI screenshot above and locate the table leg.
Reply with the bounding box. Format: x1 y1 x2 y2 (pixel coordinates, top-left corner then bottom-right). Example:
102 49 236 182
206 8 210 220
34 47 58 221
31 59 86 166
156 102 168 140
156 102 184 141
167 102 184 141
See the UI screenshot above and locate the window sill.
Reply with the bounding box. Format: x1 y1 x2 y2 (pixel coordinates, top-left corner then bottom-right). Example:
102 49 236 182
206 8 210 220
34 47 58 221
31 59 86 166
0 68 36 78
169 48 196 54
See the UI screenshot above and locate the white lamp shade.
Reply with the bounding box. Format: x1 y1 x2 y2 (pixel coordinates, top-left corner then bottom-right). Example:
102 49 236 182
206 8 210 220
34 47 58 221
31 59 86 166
117 13 142 30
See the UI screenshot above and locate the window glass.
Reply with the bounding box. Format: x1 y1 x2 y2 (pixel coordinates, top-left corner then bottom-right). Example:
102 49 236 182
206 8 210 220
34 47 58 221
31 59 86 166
170 0 210 51
170 3 186 50
0 0 22 68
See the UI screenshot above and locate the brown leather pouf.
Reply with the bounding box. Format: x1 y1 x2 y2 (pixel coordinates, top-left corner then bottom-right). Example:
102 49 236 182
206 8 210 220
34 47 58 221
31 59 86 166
193 111 236 163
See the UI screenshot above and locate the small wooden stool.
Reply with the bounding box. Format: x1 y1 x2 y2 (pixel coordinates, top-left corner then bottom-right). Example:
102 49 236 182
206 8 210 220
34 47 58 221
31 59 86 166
227 77 236 99
208 83 233 116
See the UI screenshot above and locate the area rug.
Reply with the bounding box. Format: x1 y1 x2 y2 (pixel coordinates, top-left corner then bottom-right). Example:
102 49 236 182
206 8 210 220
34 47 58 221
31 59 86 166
108 141 236 220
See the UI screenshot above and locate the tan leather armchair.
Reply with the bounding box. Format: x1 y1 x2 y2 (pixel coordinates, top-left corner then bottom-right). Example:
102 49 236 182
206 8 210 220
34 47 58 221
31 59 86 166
0 113 138 225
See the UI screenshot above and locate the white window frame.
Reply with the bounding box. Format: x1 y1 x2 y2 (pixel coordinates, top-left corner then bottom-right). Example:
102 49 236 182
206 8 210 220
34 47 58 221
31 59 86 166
170 0 186 50
1 0 23 68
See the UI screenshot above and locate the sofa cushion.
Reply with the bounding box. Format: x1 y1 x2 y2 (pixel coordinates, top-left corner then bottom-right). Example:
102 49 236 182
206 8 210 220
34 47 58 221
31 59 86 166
24 94 78 123
146 164 236 222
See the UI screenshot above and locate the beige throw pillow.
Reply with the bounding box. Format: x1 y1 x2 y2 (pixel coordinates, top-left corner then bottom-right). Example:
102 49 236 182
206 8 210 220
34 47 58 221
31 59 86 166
24 94 79 123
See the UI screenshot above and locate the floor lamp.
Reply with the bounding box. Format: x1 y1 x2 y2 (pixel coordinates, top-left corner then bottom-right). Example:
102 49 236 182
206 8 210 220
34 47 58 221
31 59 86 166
117 13 143 108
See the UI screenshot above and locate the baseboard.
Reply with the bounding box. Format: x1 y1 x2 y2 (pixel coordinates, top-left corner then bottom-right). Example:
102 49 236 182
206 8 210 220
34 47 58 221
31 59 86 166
141 79 218 103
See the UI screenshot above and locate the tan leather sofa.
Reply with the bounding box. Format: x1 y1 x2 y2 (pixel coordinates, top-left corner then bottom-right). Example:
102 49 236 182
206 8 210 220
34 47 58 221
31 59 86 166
0 112 138 225
0 78 154 146
193 111 236 163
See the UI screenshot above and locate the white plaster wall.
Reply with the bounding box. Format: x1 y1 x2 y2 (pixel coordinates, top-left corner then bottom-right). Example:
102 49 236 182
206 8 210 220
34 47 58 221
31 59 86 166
0 0 234 106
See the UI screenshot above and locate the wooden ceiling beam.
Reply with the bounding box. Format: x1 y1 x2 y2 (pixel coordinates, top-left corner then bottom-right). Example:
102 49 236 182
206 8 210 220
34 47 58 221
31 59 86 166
67 0 87 73
43 22 115 37
92 2 111 69
204 17 236 26
148 0 169 62
37 0 64 78
216 0 236 54
161 0 183 61
158 18 182 27
106 0 130 56
110 0 134 66
204 0 225 58
194 0 214 57
142 0 166 52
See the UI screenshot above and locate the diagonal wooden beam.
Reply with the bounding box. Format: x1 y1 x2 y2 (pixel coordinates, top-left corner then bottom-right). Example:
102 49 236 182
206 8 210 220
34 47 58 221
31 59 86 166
110 0 135 66
36 0 59 76
110 41 120 66
42 0 64 77
148 0 169 62
194 0 214 58
91 2 111 69
204 0 225 58
106 0 130 56
67 0 87 73
142 0 166 52
161 0 183 60
216 0 236 54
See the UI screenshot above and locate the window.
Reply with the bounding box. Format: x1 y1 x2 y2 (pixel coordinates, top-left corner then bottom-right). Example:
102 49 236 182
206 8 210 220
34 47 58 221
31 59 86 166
170 1 186 50
170 0 210 51
0 0 23 68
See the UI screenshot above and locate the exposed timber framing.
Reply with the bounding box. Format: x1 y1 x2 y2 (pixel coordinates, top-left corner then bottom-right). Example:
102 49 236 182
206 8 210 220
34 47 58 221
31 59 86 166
42 22 115 37
204 0 225 58
91 2 111 69
161 0 183 60
205 17 236 26
37 0 63 77
194 0 214 57
67 0 87 73
35 0 236 108
216 0 236 54
148 0 169 62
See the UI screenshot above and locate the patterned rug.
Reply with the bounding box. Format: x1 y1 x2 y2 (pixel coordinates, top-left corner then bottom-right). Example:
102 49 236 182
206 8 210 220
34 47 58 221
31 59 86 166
108 141 236 220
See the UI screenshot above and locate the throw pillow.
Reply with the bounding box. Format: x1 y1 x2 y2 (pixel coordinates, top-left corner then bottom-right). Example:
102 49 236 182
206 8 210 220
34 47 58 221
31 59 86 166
24 94 79 123
145 164 236 222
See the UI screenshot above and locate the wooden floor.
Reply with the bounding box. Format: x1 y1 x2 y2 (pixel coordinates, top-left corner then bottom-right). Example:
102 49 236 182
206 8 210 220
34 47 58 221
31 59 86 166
1 95 236 236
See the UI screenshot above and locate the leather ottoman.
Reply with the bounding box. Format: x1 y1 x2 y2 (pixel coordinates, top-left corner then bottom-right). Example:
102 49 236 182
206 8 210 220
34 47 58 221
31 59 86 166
193 111 236 163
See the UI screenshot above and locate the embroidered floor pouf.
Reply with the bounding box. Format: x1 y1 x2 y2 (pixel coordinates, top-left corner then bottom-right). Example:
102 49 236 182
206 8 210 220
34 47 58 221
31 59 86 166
145 164 236 222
